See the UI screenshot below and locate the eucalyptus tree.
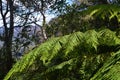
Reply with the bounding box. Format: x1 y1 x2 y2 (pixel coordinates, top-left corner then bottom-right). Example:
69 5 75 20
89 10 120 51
19 0 67 41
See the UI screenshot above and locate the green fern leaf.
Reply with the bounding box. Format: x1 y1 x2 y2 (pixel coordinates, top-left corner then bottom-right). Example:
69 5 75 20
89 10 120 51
4 29 120 80
85 4 120 22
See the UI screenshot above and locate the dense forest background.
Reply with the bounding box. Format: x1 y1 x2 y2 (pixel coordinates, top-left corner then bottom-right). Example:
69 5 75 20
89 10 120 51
0 0 120 80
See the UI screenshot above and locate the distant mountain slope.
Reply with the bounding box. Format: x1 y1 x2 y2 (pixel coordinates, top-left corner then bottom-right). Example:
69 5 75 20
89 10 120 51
0 25 42 59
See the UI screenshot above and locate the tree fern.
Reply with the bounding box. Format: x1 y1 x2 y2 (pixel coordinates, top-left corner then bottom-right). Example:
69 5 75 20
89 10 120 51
84 4 120 22
4 29 120 80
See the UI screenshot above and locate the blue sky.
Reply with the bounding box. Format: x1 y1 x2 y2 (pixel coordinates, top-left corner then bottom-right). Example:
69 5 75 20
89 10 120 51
0 0 74 26
66 0 73 4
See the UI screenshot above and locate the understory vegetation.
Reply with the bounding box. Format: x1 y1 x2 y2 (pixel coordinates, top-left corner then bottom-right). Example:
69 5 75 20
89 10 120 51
4 29 120 80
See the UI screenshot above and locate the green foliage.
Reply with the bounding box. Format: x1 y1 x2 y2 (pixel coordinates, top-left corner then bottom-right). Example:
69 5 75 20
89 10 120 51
47 4 120 37
4 29 120 80
85 4 120 22
83 4 120 30
90 50 120 80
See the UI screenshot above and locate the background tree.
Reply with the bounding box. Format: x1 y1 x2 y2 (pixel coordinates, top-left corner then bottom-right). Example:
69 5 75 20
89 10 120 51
0 0 67 79
19 0 67 41
12 25 42 60
0 0 14 78
46 0 120 37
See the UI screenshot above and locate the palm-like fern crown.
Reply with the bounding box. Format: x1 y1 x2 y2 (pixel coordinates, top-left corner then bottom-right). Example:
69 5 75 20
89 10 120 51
4 4 120 80
4 29 120 80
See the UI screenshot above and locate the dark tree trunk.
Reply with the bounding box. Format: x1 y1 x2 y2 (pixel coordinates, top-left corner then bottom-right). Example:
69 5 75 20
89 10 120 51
5 0 14 73
0 0 14 79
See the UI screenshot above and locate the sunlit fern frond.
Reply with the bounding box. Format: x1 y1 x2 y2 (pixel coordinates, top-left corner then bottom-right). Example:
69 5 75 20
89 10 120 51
4 29 120 80
84 4 120 22
90 50 120 80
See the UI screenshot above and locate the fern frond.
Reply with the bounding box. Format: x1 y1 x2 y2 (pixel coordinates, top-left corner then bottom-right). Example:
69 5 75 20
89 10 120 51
85 4 120 22
84 30 99 51
44 35 69 66
41 58 76 75
99 29 120 45
90 50 120 80
63 32 84 55
4 29 120 80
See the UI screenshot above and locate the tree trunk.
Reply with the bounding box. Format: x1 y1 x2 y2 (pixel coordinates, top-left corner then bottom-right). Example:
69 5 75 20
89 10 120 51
5 0 14 73
0 0 14 79
41 11 47 41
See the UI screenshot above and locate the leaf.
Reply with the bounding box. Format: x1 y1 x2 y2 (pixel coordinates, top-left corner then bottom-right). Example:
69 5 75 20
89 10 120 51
4 29 120 80
84 4 120 22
